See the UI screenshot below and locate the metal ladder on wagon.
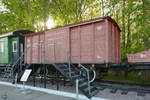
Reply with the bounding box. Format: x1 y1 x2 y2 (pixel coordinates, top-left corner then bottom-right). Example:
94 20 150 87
3 64 13 79
52 44 99 99
3 53 25 80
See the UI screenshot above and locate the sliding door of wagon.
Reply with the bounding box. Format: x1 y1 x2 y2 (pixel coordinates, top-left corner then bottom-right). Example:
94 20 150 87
45 29 68 63
94 21 106 63
45 31 57 63
28 33 44 64
70 26 81 63
80 24 94 63
70 24 94 63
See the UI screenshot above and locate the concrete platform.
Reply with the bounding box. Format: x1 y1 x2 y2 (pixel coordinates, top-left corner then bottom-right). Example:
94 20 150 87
1 80 150 100
0 81 108 100
0 85 73 100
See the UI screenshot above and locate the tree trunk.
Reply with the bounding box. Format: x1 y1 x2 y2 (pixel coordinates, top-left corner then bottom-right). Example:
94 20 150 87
27 0 31 28
101 0 104 16
122 0 126 49
126 13 131 49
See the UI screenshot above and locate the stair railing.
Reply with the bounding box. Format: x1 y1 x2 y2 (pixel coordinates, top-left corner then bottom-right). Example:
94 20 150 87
11 53 24 77
53 43 91 94
53 43 72 78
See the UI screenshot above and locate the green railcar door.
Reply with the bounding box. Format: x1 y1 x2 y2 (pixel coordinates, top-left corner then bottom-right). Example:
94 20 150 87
10 37 19 64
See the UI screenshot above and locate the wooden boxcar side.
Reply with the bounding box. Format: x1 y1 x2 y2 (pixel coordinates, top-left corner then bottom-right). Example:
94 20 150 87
25 28 70 64
70 18 121 63
107 19 121 63
25 16 121 64
127 50 150 63
25 31 46 63
70 20 107 63
45 27 69 63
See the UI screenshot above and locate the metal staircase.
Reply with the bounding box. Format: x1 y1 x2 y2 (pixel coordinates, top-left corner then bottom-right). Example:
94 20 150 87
52 63 99 98
3 53 24 80
3 64 13 79
51 44 99 99
26 42 99 98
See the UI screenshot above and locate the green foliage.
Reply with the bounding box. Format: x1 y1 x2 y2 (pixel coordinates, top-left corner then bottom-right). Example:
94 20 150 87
49 0 100 26
101 0 149 61
104 69 150 84
0 0 149 60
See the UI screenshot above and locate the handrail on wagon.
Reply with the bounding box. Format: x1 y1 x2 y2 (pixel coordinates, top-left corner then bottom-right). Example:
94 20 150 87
54 43 91 94
11 52 24 76
12 52 24 68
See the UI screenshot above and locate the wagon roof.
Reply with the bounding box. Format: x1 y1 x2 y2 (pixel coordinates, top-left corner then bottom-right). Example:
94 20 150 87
52 16 121 31
66 16 121 31
26 16 121 36
0 30 33 38
0 32 13 38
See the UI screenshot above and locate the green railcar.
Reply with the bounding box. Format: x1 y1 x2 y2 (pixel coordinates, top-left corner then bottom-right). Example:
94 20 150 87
0 30 33 67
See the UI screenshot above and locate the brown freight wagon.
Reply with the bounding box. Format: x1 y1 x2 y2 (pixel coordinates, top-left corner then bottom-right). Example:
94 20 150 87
24 16 121 64
127 49 150 63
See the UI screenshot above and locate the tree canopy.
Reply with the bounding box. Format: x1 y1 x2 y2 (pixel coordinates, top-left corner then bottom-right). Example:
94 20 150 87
0 0 150 61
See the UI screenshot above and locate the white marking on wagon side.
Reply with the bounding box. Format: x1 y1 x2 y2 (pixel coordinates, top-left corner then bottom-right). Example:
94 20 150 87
97 26 102 30
0 81 110 100
97 56 102 59
140 54 146 58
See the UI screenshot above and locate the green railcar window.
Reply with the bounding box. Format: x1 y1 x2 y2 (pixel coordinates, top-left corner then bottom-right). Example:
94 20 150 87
0 41 4 53
12 41 17 52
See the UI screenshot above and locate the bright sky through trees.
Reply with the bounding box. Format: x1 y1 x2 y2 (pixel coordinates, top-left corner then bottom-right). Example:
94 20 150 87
46 17 54 29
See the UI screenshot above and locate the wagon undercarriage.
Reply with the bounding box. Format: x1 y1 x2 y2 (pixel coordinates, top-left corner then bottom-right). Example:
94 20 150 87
2 61 150 98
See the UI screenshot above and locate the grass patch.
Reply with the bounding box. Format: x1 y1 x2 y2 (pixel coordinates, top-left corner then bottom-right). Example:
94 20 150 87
101 68 150 84
103 75 142 83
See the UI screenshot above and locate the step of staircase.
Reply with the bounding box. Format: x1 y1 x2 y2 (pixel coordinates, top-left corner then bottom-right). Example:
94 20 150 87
52 63 99 99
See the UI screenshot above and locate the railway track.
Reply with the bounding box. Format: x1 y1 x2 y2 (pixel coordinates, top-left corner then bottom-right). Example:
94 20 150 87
93 80 150 96
96 80 150 86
